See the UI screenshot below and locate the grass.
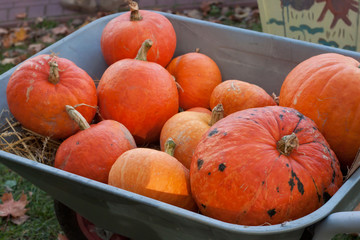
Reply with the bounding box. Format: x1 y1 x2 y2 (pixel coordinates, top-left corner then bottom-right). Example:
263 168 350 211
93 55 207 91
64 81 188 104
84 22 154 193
0 164 62 240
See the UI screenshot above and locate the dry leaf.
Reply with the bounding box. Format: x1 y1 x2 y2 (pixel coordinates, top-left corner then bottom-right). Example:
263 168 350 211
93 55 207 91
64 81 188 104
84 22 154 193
2 34 14 48
52 24 69 35
41 34 56 44
0 28 9 35
16 12 27 19
14 27 28 43
57 233 69 240
28 43 45 54
0 192 29 222
11 214 30 225
1 58 17 65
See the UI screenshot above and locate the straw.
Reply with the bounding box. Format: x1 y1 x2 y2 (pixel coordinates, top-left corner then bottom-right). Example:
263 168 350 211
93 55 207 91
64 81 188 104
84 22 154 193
0 110 61 166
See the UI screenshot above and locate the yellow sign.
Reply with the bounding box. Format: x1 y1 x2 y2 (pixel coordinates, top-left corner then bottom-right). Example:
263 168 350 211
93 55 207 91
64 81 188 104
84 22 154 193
258 0 359 51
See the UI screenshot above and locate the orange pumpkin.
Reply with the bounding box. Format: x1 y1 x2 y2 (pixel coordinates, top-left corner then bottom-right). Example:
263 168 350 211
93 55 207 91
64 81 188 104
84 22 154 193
54 106 136 183
279 53 360 170
210 80 277 116
6 54 97 139
160 104 223 169
166 52 222 110
100 1 176 67
108 141 197 211
190 106 343 226
97 39 179 145
186 107 212 115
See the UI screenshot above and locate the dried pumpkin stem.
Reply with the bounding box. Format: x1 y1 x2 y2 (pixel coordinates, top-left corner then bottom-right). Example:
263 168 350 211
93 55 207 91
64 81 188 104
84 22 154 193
209 103 224 126
65 105 90 130
48 60 60 84
135 39 153 61
129 1 143 21
277 133 299 156
164 138 176 157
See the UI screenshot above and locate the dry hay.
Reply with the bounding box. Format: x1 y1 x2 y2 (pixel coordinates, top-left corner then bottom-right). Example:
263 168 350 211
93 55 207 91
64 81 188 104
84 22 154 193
0 109 61 166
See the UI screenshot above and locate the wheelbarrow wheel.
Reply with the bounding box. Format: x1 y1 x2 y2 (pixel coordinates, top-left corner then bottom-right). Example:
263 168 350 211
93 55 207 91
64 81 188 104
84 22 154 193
54 200 130 240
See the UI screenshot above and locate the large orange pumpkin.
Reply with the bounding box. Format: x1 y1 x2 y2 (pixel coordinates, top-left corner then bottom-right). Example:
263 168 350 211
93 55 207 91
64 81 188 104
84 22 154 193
97 40 179 145
108 144 197 211
210 80 277 116
279 53 360 170
6 54 97 139
166 52 222 110
100 1 176 67
160 104 223 169
54 106 136 183
190 106 343 226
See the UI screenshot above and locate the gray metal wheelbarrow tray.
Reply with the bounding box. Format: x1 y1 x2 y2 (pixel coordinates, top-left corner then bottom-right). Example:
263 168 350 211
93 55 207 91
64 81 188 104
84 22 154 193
1 12 360 240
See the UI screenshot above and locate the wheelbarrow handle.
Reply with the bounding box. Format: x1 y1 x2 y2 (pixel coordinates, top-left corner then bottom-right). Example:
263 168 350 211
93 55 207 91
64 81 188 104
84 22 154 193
312 211 360 240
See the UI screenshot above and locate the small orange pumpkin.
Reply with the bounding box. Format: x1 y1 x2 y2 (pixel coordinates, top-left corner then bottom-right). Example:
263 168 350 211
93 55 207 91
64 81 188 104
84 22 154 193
210 80 277 116
108 140 197 211
186 107 212 115
166 51 222 110
100 1 176 67
160 104 223 169
190 106 343 226
279 53 360 170
97 39 179 145
54 106 136 183
6 54 97 139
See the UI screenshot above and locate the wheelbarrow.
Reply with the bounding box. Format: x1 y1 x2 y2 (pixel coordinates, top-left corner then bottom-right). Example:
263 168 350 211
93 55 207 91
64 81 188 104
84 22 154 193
0 12 360 240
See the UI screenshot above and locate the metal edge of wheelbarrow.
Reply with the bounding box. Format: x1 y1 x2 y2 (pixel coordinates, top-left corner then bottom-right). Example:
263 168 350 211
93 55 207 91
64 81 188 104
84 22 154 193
0 12 360 240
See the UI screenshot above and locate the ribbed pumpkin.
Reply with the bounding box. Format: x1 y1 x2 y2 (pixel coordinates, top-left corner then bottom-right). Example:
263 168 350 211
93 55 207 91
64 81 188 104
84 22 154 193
279 53 360 170
108 141 197 211
190 106 343 226
160 104 223 169
166 51 222 110
210 80 277 116
54 106 136 183
97 39 179 145
6 54 97 139
100 1 176 67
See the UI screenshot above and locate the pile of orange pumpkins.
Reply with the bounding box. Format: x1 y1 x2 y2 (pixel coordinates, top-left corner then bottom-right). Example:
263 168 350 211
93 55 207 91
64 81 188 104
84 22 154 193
5 0 360 226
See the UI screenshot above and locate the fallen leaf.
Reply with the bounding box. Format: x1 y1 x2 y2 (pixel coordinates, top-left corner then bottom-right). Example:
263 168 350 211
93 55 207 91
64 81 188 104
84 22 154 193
41 34 56 44
0 192 29 219
14 27 28 43
28 43 45 54
52 24 69 35
2 34 14 48
16 12 27 19
1 58 18 65
11 214 30 225
57 233 69 240
0 28 9 35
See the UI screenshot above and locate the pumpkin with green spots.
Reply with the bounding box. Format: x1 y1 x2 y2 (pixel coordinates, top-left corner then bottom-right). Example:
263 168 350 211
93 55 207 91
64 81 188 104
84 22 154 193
190 106 343 226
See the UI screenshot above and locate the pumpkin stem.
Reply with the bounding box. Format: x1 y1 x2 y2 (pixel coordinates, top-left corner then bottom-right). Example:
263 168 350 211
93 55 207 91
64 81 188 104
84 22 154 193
48 60 60 84
135 39 153 61
164 138 176 157
272 92 279 105
209 103 224 126
277 133 299 156
129 1 143 21
65 105 90 130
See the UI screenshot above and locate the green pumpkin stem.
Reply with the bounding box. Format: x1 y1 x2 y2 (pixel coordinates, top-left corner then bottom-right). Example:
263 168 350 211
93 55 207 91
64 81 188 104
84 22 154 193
129 1 143 21
277 133 299 156
209 103 224 126
164 138 176 157
135 39 153 61
65 105 90 130
48 60 60 84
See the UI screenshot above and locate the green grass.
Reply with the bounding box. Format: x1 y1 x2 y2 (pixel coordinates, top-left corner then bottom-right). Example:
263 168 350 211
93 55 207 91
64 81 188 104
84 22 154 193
0 164 62 240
